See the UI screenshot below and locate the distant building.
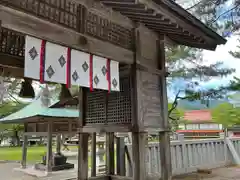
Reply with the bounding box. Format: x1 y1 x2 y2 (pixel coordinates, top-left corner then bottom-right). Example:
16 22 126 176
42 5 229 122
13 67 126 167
227 126 240 137
177 110 223 139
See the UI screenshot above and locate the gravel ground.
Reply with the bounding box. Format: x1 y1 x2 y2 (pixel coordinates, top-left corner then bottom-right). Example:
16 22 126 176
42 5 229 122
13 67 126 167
0 162 37 180
174 167 240 180
1 162 240 180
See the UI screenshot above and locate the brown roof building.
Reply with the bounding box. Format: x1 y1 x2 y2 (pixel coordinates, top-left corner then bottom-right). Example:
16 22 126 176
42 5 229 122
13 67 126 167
177 110 223 138
183 110 212 123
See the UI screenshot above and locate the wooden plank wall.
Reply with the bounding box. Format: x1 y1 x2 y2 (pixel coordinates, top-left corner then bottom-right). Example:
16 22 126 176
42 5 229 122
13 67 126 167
136 25 163 131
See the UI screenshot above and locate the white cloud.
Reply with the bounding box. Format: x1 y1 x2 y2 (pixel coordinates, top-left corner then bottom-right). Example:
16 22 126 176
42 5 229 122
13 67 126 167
167 34 240 100
199 35 240 88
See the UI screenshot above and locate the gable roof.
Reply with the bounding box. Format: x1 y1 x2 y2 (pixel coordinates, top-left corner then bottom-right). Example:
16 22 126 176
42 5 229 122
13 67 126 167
99 0 226 50
183 110 212 123
0 97 79 124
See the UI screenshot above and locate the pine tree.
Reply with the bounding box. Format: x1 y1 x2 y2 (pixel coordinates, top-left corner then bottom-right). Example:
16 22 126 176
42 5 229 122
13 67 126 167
167 0 240 128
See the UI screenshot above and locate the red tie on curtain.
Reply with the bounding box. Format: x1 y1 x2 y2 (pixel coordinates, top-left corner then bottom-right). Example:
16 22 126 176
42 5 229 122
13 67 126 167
39 40 46 84
89 54 93 92
66 47 71 88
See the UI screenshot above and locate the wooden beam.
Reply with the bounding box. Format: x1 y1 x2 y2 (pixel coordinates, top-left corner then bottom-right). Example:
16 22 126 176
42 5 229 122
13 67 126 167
0 66 23 78
82 124 132 133
146 26 192 37
167 34 202 42
142 24 183 32
163 35 177 47
100 1 136 6
125 17 177 27
24 132 48 136
120 11 158 18
136 63 166 77
111 175 132 180
137 0 214 44
0 54 24 69
120 13 166 23
111 6 154 14
0 5 134 64
169 37 214 50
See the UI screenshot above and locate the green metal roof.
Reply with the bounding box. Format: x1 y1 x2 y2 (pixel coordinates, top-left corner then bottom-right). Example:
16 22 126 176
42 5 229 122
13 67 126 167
0 97 79 124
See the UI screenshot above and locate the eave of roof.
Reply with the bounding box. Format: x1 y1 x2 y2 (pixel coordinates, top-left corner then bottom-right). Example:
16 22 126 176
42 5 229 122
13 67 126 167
156 0 226 44
99 0 226 50
0 98 79 124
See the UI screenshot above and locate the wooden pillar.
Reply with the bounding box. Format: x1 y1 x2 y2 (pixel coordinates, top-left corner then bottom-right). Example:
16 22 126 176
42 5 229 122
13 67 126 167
91 133 96 177
46 122 53 172
116 136 126 176
131 26 147 180
77 87 89 180
132 132 147 180
56 134 61 154
106 132 115 175
21 134 28 169
157 36 172 180
78 133 89 180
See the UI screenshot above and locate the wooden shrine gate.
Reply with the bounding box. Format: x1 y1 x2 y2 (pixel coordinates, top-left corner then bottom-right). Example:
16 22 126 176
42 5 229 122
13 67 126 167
0 0 226 180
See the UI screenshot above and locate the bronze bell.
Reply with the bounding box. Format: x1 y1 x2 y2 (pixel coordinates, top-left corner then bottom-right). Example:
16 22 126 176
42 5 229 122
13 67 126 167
19 78 35 98
59 84 72 100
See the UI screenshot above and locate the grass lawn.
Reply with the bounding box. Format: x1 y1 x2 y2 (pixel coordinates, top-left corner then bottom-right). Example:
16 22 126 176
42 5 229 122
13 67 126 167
0 146 78 162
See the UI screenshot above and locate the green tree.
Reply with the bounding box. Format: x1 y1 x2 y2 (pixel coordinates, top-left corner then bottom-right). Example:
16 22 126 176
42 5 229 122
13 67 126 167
211 103 240 127
0 102 28 146
229 77 240 91
168 103 184 132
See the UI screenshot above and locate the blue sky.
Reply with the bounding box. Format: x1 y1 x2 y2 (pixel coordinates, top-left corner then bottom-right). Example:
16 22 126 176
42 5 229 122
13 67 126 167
198 35 240 88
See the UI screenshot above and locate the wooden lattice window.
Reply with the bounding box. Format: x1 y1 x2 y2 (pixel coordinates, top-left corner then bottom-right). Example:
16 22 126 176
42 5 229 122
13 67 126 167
106 76 132 124
0 28 25 56
85 65 132 125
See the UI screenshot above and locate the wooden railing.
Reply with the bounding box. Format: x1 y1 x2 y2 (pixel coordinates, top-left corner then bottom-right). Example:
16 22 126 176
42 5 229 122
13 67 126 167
124 137 240 178
50 136 240 179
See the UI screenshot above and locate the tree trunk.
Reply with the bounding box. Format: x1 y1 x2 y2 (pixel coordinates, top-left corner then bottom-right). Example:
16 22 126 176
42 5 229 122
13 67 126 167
13 130 20 146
